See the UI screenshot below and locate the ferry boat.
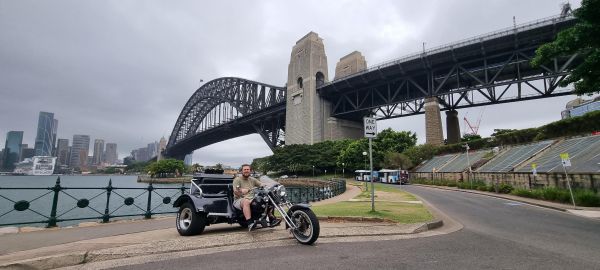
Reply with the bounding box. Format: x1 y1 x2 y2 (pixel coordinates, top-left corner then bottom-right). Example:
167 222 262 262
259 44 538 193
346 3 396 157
13 156 57 175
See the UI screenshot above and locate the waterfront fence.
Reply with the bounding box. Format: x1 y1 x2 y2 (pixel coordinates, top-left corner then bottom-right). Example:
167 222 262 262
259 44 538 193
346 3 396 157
0 177 346 227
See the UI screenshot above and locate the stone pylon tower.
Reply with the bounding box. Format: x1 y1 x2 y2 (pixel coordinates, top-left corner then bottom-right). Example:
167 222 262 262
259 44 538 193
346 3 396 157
425 97 444 145
285 32 363 145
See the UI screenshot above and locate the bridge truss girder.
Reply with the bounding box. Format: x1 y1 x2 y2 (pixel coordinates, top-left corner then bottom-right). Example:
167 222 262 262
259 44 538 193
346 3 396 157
325 47 579 120
165 77 286 158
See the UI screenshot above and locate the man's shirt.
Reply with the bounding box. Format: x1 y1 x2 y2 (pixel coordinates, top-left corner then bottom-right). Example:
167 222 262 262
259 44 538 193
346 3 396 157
232 176 261 200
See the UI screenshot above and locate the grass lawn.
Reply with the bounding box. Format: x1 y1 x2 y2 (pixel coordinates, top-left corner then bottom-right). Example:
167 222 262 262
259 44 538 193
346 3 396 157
311 180 433 223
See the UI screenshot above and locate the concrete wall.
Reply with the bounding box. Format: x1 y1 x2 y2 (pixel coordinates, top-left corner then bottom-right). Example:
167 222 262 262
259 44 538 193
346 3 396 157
412 172 600 190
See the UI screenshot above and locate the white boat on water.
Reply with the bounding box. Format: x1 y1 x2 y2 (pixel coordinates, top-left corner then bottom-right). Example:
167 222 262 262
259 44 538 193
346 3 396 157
13 156 57 176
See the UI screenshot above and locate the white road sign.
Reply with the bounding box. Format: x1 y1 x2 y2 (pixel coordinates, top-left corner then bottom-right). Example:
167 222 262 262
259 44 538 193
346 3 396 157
364 117 377 138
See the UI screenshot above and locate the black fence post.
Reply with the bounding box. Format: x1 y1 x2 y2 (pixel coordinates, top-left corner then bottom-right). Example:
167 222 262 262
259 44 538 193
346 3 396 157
103 179 113 223
47 177 61 227
145 183 153 219
180 182 186 195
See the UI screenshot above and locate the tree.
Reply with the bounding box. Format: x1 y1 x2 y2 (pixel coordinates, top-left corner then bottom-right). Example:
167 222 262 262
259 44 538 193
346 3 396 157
531 0 600 95
461 134 482 142
402 144 438 167
146 159 186 178
490 129 518 137
381 152 413 170
373 128 418 154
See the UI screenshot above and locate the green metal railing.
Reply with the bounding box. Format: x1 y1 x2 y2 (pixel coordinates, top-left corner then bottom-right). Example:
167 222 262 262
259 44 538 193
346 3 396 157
0 178 346 227
0 177 187 227
286 179 346 204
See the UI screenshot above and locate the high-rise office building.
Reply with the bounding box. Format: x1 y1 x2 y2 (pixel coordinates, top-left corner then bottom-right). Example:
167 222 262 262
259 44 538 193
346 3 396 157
2 131 24 171
34 112 58 156
184 153 193 166
19 144 27 161
104 143 118 165
147 142 157 158
56 139 70 166
69 135 90 169
157 137 167 160
92 139 104 165
51 119 58 156
20 147 35 161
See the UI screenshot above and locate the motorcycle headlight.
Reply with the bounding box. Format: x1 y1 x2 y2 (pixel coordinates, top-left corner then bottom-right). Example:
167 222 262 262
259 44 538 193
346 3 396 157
278 185 286 197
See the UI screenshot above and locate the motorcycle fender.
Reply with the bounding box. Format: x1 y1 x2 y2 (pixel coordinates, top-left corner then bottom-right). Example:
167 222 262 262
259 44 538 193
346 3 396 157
285 203 312 229
173 195 203 211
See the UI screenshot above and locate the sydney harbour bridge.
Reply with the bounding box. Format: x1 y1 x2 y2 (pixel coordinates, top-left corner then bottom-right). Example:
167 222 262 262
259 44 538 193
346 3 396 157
164 14 578 159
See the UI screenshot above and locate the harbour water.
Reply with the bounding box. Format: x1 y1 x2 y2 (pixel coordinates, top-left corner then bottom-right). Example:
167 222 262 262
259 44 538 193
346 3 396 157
0 175 185 228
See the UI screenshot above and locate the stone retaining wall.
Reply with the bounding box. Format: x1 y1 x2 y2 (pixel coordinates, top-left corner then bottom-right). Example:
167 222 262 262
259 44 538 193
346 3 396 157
412 172 600 190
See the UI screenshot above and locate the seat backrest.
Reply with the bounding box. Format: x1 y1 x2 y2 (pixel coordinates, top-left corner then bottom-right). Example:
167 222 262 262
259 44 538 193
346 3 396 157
192 174 234 195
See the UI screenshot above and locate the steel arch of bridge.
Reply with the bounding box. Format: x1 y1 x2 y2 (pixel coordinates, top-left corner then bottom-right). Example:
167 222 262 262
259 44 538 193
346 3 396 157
166 77 286 158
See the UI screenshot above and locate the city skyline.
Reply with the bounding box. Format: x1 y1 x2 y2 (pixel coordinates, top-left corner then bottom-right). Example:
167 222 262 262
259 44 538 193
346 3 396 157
0 1 588 166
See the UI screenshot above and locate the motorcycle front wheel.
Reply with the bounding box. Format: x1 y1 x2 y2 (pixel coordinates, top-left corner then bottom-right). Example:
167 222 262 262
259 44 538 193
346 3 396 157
290 208 320 245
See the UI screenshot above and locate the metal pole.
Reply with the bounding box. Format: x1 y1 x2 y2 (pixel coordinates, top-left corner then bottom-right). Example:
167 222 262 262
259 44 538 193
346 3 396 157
145 183 153 219
563 166 576 207
48 177 61 227
369 138 375 211
103 179 113 223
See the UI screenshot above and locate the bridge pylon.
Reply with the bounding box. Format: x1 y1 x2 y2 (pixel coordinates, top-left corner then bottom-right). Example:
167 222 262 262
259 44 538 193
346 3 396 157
285 32 363 145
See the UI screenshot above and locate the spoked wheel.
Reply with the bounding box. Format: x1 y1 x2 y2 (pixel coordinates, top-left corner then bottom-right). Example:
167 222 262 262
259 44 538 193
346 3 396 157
176 202 206 236
290 208 320 245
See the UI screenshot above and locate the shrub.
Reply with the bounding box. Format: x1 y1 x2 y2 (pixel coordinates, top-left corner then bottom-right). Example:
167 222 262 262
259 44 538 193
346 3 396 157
511 188 536 198
498 183 514 194
573 189 600 207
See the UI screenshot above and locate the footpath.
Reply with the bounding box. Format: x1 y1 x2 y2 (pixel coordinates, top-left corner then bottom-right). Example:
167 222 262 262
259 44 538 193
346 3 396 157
0 184 447 270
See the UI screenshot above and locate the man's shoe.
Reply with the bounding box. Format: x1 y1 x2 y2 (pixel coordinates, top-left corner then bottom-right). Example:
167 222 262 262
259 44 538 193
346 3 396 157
269 217 282 227
248 221 257 231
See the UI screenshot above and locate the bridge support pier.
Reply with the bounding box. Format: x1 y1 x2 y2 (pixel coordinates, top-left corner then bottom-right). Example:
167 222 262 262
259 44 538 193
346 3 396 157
446 110 461 144
425 97 444 145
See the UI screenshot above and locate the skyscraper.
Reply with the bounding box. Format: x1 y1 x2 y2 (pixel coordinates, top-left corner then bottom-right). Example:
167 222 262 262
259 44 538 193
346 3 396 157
92 139 104 165
104 143 118 165
184 152 193 166
69 135 90 169
2 131 23 171
34 112 57 156
56 139 70 166
157 137 167 160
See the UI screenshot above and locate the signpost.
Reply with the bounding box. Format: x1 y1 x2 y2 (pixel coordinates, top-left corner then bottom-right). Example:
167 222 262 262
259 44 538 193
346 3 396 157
560 153 576 207
364 117 377 211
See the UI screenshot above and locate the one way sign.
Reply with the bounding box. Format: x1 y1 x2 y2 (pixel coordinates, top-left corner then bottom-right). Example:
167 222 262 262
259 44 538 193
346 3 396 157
364 117 377 138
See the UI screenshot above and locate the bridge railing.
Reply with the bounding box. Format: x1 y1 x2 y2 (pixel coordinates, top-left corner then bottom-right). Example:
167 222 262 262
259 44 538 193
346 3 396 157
322 13 575 87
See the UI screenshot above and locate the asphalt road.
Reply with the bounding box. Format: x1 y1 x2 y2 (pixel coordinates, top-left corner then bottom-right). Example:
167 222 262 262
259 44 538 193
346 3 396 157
114 185 600 270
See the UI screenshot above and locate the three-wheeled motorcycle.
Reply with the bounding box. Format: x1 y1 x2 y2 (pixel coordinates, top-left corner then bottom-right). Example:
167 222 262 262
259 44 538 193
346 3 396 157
173 174 320 245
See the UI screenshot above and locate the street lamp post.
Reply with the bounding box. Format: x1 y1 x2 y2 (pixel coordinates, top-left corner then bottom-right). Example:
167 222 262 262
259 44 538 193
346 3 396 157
312 165 315 177
342 163 345 178
464 143 472 189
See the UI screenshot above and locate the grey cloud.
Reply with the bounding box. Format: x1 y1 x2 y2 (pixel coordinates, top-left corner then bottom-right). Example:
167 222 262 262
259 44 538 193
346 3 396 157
0 0 584 166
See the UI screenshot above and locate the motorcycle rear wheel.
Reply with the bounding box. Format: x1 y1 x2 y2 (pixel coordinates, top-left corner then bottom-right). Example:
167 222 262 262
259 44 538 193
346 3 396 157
290 208 320 245
176 202 206 236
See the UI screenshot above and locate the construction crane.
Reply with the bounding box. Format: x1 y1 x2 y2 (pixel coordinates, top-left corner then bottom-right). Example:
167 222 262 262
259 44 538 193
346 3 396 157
463 108 484 136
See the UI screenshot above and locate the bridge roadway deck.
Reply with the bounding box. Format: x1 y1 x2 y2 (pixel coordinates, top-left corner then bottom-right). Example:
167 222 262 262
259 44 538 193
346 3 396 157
318 15 578 121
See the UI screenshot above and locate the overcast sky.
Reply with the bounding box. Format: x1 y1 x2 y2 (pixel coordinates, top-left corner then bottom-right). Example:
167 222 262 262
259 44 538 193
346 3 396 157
0 0 587 167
